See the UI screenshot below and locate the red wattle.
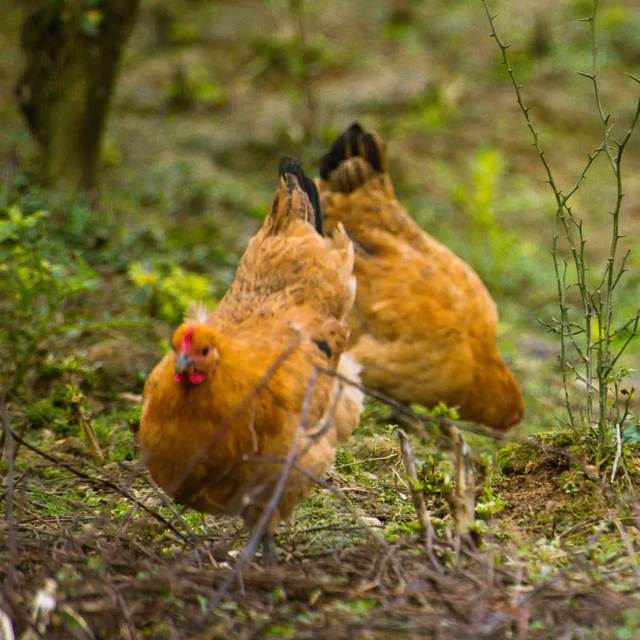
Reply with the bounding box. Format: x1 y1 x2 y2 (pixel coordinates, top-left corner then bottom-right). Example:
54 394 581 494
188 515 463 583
188 371 206 384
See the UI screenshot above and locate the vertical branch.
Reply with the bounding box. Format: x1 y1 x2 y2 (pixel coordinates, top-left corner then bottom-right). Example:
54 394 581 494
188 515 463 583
289 0 318 151
209 369 319 609
442 425 476 538
397 429 431 540
574 218 594 428
576 3 640 464
552 233 574 428
583 0 614 462
481 0 593 429
482 0 640 468
1 399 18 600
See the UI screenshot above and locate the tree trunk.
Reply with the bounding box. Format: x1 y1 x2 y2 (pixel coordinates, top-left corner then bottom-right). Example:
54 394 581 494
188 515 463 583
15 0 139 193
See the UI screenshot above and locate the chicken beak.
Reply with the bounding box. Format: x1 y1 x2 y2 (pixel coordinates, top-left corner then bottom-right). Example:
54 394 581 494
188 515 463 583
503 412 523 429
175 353 194 375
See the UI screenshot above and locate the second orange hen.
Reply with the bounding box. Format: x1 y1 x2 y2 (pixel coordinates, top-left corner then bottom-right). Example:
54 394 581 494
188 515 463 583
318 124 524 431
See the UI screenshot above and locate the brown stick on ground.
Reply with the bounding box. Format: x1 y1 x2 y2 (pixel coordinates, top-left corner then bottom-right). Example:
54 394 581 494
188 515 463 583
443 425 476 537
397 429 431 541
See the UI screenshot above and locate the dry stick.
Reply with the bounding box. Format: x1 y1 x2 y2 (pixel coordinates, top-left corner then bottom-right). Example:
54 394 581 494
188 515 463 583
425 517 445 577
397 429 430 541
3 430 192 546
611 423 623 484
209 369 320 610
288 523 381 537
105 581 138 640
0 399 18 602
444 425 476 542
0 609 15 640
614 520 640 581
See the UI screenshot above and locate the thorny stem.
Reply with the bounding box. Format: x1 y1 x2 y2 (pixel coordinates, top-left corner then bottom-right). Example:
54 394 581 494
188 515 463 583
481 0 593 426
587 0 615 465
581 1 640 465
552 231 574 427
482 0 640 469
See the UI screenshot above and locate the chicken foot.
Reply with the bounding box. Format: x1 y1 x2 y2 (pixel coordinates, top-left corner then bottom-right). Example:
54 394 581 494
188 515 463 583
260 533 278 565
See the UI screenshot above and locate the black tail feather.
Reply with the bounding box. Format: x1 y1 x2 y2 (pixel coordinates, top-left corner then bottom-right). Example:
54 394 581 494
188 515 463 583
279 156 323 236
319 122 385 181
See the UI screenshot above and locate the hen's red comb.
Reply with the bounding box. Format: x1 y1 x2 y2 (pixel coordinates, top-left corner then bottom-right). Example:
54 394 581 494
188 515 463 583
181 325 194 354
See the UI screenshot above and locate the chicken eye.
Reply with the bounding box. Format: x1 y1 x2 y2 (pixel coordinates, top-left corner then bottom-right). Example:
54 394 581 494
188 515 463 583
201 346 210 356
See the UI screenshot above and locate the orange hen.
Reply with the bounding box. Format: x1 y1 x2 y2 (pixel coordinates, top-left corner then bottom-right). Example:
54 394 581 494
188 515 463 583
139 158 363 558
317 124 524 431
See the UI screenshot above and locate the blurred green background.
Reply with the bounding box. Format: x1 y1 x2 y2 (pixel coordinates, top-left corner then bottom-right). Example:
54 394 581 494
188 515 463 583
1 0 639 431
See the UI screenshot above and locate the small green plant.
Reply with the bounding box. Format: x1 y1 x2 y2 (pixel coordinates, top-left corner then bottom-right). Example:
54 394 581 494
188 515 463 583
0 205 101 397
562 479 580 495
1 203 143 464
475 487 506 519
57 384 104 464
419 455 449 505
128 260 216 324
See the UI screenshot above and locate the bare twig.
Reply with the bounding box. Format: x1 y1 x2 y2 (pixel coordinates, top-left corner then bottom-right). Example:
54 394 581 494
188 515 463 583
1 399 18 601
4 429 193 546
482 0 640 469
446 426 476 538
610 423 623 484
209 368 319 609
397 429 430 540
